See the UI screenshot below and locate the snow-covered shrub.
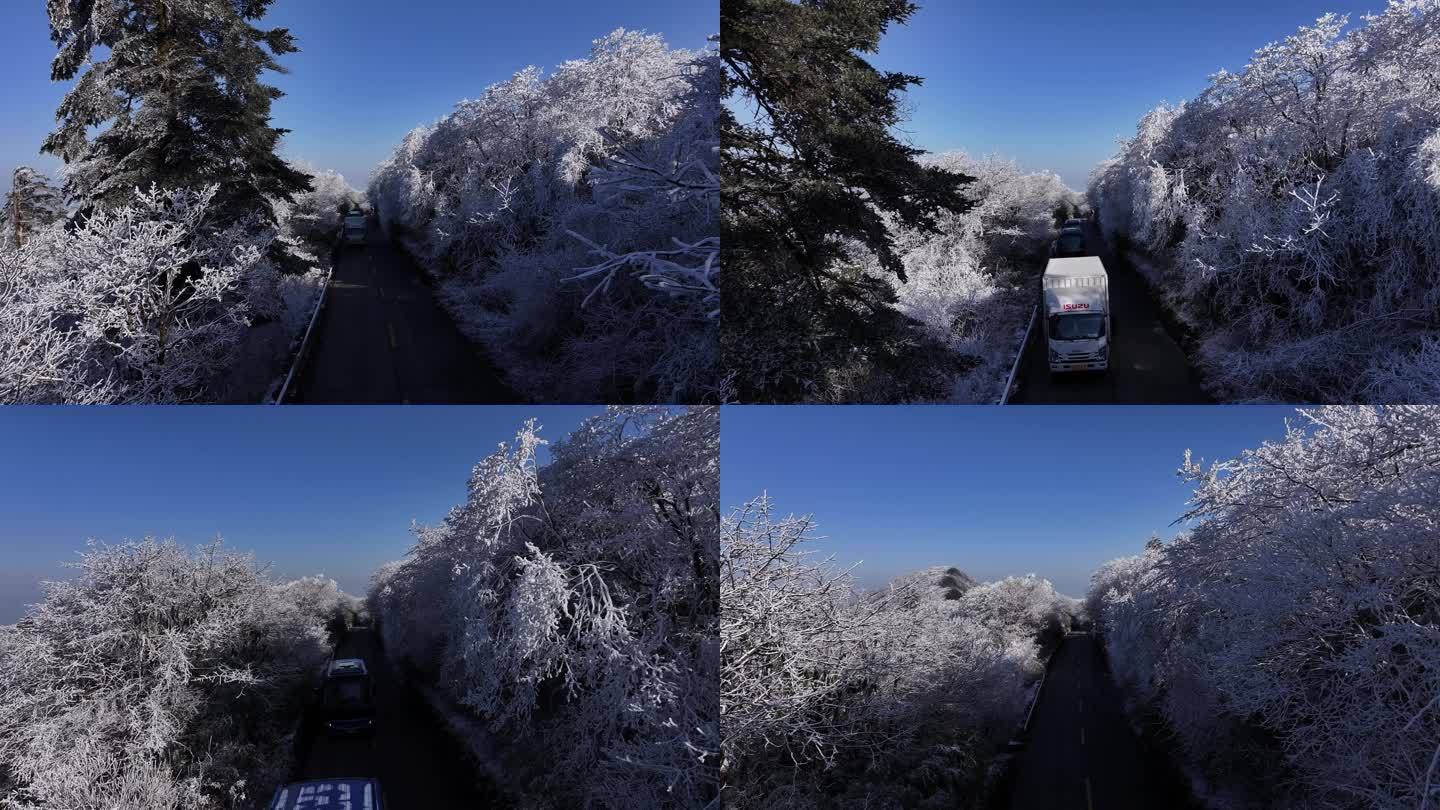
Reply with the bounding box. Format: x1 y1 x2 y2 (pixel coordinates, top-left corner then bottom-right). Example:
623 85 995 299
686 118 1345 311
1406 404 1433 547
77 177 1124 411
1089 2 1440 401
1090 406 1440 809
721 498 1071 808
961 574 1078 649
367 407 719 808
0 538 333 810
274 166 362 258
274 575 361 639
369 30 719 402
0 185 281 403
850 154 1079 402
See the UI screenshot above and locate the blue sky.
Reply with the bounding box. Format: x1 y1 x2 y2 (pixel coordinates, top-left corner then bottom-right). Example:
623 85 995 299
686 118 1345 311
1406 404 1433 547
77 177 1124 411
0 0 716 193
867 0 1384 188
0 406 602 624
721 405 1303 597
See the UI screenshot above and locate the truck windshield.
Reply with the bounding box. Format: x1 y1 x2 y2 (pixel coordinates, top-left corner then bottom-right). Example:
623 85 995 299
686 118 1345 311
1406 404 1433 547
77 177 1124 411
1049 313 1106 340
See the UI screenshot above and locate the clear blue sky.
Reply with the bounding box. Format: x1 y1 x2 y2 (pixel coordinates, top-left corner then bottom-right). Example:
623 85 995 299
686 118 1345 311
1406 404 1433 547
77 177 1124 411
0 0 716 194
0 406 602 624
722 405 1303 597
871 0 1384 189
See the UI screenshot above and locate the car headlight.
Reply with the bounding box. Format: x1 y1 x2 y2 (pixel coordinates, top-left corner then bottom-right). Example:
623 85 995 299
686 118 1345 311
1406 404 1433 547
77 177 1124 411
1049 349 1061 362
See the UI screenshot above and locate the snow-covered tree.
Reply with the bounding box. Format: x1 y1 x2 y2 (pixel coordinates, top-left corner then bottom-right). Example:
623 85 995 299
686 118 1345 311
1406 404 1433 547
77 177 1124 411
853 153 1079 402
0 538 332 810
721 497 1071 808
0 185 274 403
1089 1 1440 401
368 30 719 402
274 574 361 639
273 165 361 262
367 407 719 808
1090 406 1440 809
2 168 65 248
43 0 312 225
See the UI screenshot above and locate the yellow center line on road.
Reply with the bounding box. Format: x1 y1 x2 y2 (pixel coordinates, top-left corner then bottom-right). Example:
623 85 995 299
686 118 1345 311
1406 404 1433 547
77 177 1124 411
387 322 398 350
1085 777 1093 810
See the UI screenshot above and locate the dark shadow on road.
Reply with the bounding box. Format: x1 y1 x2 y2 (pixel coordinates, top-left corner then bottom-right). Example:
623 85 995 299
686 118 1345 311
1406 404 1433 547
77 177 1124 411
1012 224 1211 404
290 221 512 403
297 628 507 810
1006 633 1195 810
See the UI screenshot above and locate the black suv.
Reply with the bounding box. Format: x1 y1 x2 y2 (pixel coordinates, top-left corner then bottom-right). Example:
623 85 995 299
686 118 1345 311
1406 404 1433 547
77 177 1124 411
1051 230 1087 258
316 658 375 735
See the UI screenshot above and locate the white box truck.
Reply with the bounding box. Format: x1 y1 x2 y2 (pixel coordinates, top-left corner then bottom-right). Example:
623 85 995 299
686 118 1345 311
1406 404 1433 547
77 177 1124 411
1042 257 1110 373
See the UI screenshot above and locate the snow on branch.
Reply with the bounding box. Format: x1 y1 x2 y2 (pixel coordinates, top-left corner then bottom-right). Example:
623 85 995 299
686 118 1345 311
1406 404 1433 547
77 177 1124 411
1089 406 1440 808
367 408 719 807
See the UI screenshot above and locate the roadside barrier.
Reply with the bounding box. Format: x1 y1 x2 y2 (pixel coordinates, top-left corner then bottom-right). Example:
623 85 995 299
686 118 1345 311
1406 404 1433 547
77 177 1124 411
1000 304 1038 405
271 268 332 404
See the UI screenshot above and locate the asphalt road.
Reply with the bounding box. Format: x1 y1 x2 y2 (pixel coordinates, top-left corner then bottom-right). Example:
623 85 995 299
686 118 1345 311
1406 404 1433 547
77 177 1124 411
1011 225 1211 403
290 221 510 403
299 628 504 809
1007 632 1193 810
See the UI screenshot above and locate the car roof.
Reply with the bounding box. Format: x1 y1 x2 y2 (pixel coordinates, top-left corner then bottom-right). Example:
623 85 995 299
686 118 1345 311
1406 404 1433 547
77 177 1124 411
327 658 368 677
270 778 381 810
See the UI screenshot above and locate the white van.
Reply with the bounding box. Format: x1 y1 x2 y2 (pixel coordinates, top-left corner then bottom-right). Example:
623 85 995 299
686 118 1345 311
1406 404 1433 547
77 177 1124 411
342 212 367 245
1042 257 1110 373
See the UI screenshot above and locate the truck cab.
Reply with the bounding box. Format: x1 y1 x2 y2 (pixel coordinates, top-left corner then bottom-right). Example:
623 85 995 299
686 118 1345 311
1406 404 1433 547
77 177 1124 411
269 778 384 810
1042 257 1110 373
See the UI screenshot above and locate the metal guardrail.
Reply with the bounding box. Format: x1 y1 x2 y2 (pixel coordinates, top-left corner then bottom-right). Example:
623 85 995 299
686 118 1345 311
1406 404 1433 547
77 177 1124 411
1000 304 1038 405
1021 655 1047 734
271 267 332 405
1006 631 1063 749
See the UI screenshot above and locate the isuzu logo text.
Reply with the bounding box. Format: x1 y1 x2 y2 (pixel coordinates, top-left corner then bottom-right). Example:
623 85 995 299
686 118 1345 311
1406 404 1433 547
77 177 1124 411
1062 303 1090 311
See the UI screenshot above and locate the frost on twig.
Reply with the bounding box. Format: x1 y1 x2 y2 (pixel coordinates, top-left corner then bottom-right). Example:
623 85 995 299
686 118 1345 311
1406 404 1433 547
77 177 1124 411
1089 1 1440 402
366 31 720 401
367 408 719 807
1089 406 1440 808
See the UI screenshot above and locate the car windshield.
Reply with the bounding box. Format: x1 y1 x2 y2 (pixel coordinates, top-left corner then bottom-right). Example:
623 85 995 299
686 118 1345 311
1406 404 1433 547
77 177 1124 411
1049 313 1106 340
1057 235 1084 252
322 678 369 709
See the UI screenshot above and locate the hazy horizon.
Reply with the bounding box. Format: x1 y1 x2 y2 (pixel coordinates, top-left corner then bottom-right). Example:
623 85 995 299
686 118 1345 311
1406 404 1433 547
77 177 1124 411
721 405 1304 598
0 406 605 625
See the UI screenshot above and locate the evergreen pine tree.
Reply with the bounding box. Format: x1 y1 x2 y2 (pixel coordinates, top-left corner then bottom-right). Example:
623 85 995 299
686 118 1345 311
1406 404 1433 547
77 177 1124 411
721 0 976 401
42 0 312 227
2 167 66 247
